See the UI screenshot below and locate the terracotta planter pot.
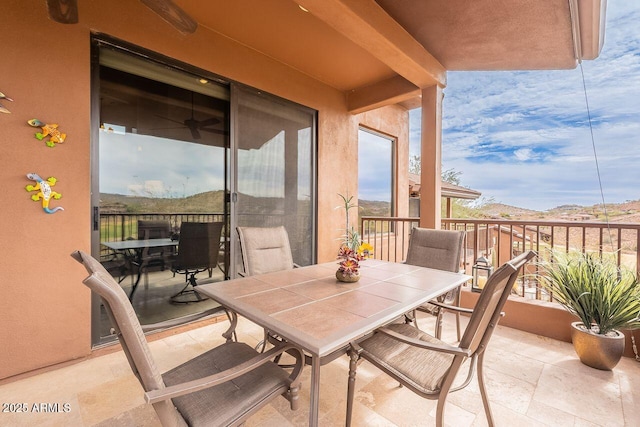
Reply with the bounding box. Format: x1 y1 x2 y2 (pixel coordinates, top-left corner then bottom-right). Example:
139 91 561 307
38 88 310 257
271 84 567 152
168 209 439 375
570 321 625 370
336 270 360 283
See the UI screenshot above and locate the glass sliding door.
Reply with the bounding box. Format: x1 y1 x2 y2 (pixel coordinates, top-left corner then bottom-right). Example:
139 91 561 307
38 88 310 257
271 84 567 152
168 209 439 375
93 42 230 343
232 85 316 274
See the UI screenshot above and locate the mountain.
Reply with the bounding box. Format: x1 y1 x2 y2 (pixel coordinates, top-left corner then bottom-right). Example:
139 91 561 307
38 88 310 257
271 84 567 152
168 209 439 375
478 200 640 222
100 191 225 213
100 191 640 223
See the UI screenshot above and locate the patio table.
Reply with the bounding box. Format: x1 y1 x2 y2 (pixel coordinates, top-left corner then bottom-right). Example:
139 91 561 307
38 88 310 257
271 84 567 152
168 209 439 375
197 259 471 426
102 238 176 299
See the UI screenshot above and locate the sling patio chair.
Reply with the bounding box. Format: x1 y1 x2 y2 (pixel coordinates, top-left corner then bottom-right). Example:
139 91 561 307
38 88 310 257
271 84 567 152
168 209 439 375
236 225 298 276
345 250 536 427
236 226 307 358
137 219 174 284
71 250 304 427
404 227 466 340
170 222 224 303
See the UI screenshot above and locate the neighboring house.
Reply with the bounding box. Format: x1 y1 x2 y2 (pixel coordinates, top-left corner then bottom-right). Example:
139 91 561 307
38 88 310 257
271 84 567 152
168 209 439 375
0 0 606 380
408 173 482 218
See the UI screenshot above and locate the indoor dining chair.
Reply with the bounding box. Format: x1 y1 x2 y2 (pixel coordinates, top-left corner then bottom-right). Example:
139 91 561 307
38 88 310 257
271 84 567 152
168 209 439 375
404 227 466 339
346 250 536 427
71 250 304 427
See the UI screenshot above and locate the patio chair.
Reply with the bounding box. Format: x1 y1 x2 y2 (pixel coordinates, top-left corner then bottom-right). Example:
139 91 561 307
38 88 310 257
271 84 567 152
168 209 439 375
71 250 304 427
345 250 536 427
171 222 224 303
404 227 466 340
137 219 173 285
236 225 298 276
237 226 322 361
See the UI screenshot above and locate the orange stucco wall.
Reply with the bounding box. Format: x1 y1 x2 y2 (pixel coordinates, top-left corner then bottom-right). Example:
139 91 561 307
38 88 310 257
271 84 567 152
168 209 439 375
461 289 639 358
0 1 409 379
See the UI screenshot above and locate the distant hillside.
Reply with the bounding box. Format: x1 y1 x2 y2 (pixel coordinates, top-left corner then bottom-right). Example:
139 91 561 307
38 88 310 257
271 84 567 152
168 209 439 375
100 191 640 223
100 191 225 213
478 203 542 220
358 199 392 217
478 200 640 222
100 190 310 215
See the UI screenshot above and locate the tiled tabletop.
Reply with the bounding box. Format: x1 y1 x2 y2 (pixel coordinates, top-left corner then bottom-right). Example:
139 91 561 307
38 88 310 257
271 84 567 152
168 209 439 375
198 260 470 426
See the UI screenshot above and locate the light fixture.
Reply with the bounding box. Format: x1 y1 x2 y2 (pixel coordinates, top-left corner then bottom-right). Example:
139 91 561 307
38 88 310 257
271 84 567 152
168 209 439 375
472 255 493 293
298 4 309 12
198 78 208 84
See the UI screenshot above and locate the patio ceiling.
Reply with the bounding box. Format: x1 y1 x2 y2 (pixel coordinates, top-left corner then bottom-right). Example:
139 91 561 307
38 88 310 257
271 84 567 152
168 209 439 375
174 0 606 112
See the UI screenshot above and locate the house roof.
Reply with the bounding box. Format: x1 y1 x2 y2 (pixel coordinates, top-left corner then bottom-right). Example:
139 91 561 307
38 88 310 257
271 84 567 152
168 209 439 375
408 173 482 200
175 0 607 112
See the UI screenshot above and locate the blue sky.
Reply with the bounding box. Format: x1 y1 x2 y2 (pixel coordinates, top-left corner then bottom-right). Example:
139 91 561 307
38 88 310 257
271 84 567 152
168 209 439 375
409 1 640 211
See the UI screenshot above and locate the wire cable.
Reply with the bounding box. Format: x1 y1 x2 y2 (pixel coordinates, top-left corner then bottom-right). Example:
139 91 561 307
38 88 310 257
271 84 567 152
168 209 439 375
578 62 615 254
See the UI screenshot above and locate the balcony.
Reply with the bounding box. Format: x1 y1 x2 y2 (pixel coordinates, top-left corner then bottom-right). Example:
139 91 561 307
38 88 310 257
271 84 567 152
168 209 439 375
1 310 638 426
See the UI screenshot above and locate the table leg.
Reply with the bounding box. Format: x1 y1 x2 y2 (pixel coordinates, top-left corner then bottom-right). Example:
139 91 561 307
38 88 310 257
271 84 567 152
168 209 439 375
309 355 321 427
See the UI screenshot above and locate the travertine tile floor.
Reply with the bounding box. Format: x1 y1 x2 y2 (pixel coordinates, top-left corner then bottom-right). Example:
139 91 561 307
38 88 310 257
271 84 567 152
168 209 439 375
1 312 638 426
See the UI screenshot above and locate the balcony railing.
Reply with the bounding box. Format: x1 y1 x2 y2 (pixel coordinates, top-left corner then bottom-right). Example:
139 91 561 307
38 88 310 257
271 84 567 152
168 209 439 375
361 216 640 301
100 212 225 259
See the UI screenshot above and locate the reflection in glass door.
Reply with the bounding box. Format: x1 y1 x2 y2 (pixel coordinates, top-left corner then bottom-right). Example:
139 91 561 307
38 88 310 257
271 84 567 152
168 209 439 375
94 44 230 343
232 85 316 274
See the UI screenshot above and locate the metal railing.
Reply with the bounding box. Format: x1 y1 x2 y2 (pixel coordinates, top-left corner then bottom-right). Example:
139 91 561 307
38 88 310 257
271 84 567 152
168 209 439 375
100 212 225 258
361 216 640 301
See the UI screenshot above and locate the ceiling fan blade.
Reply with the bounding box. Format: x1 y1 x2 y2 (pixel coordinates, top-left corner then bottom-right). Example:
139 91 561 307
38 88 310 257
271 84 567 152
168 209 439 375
197 117 221 128
154 115 187 126
140 0 198 34
189 126 201 139
200 128 229 136
46 0 79 24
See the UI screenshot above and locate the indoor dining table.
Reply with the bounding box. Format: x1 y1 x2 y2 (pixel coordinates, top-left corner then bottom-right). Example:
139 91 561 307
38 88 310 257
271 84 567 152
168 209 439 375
197 258 471 426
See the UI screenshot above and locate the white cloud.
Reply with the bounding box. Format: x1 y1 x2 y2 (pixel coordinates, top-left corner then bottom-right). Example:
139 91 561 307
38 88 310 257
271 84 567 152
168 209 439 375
411 2 640 210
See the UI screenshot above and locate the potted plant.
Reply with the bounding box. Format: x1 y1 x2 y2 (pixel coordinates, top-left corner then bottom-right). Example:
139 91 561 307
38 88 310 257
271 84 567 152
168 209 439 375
537 251 640 370
335 193 373 282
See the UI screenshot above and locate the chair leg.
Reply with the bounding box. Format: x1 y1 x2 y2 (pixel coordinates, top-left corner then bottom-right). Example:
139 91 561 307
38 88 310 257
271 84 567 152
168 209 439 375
435 393 448 427
454 288 461 341
435 307 444 339
477 352 495 427
346 350 359 427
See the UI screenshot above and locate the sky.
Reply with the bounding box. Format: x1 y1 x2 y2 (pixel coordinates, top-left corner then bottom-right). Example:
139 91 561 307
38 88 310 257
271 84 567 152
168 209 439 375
409 1 640 211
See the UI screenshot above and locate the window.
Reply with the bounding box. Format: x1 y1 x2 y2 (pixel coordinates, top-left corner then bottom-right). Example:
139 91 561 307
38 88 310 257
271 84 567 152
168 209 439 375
358 128 395 219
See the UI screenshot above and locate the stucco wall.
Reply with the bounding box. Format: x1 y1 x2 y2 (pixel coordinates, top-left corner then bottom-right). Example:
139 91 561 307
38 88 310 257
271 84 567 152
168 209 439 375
0 0 410 379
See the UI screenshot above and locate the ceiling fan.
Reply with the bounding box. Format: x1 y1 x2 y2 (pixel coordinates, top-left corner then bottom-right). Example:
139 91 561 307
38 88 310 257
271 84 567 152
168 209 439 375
154 93 222 140
46 0 198 34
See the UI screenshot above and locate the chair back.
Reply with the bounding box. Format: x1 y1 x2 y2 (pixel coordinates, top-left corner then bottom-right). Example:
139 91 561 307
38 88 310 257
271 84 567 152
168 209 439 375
237 226 294 276
70 251 168 391
71 250 185 424
137 220 173 266
459 250 536 354
405 228 465 272
138 220 171 240
173 222 223 270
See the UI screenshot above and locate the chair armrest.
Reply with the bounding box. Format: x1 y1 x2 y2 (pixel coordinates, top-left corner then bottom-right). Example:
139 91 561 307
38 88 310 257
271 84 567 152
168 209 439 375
376 326 472 357
144 341 304 404
140 308 223 332
427 301 505 318
426 300 475 315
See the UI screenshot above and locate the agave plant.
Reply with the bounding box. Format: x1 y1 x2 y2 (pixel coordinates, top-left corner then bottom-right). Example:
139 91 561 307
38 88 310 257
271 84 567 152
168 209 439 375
337 192 361 251
537 251 640 335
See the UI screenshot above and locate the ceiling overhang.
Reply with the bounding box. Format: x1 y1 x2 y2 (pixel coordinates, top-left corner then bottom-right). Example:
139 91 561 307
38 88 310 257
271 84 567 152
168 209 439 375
175 0 607 113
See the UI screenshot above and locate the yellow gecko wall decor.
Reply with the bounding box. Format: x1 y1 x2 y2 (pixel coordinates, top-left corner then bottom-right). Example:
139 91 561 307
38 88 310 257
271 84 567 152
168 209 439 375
25 173 64 214
28 119 67 147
